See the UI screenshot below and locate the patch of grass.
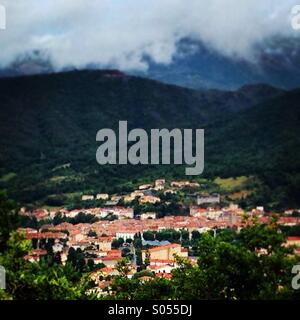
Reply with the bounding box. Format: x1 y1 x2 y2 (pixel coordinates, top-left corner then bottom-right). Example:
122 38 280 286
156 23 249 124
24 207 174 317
229 190 253 200
0 172 16 182
49 176 67 183
52 163 71 172
214 176 249 192
63 192 82 199
41 205 63 211
48 175 84 184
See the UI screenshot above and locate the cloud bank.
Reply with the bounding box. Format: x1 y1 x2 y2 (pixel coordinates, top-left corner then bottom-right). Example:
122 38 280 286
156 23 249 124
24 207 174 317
0 0 299 71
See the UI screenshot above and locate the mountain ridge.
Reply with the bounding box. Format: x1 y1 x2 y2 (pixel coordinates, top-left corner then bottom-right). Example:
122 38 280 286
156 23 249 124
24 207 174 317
1 36 300 90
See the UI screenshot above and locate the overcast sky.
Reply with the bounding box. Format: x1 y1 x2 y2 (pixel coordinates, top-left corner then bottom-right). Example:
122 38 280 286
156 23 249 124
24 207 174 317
0 0 299 71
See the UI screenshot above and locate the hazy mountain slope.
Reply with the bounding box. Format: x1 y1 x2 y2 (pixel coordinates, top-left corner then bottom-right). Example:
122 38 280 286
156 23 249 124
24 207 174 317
139 38 300 90
1 37 300 91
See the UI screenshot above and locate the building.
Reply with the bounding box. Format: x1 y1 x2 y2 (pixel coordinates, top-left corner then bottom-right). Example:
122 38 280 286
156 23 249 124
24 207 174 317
287 237 300 248
111 195 123 202
170 180 199 188
24 249 47 263
188 182 200 188
98 237 113 252
139 195 161 204
206 208 223 220
32 209 49 221
116 230 136 241
190 206 223 220
148 263 175 274
67 241 91 251
197 193 220 205
139 184 152 190
65 209 81 218
101 250 122 267
26 231 68 241
123 195 135 203
96 193 109 200
164 189 177 195
190 206 207 217
155 179 165 190
119 207 134 219
171 181 190 188
95 267 119 279
140 212 157 220
52 239 64 253
105 200 119 206
142 243 188 262
95 207 134 219
124 191 144 203
82 195 94 201
72 232 85 242
112 207 134 219
101 256 120 267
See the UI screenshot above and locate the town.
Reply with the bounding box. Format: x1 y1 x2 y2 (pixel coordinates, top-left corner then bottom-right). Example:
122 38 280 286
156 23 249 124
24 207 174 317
18 178 300 297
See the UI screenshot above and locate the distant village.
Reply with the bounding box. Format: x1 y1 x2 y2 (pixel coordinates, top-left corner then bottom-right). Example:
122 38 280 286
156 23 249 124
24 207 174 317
18 178 300 296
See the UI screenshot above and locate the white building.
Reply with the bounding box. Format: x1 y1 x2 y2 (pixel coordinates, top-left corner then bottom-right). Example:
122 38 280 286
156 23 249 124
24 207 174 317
116 231 136 241
141 212 157 220
82 195 94 201
155 179 165 190
96 193 109 200
197 194 220 205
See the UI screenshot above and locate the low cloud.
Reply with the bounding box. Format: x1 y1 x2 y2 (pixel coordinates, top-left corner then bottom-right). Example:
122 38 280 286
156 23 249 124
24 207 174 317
0 0 299 71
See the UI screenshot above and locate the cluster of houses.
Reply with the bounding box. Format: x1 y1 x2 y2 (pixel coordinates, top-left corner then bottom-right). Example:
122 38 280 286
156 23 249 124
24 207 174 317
20 206 134 221
18 178 300 296
79 179 202 205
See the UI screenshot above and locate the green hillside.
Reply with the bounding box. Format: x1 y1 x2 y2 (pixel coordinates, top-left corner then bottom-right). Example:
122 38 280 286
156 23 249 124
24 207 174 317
205 89 300 208
0 70 298 209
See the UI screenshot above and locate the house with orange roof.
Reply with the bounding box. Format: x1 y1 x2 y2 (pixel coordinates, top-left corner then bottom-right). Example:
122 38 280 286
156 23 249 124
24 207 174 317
101 255 121 267
142 243 188 263
32 208 49 221
148 263 175 274
156 272 172 279
287 236 300 247
24 249 47 263
190 206 208 217
26 231 67 240
140 212 156 220
98 237 113 252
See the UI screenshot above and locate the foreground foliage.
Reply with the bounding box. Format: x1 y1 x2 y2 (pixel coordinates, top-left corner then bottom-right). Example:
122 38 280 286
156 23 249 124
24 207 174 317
0 192 95 300
107 219 300 300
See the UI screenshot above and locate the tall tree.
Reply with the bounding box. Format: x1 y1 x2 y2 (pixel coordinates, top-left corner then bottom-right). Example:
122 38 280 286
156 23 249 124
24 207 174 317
0 191 19 251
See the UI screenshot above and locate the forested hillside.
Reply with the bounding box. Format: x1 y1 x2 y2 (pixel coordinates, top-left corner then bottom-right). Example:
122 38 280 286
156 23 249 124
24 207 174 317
0 70 298 209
